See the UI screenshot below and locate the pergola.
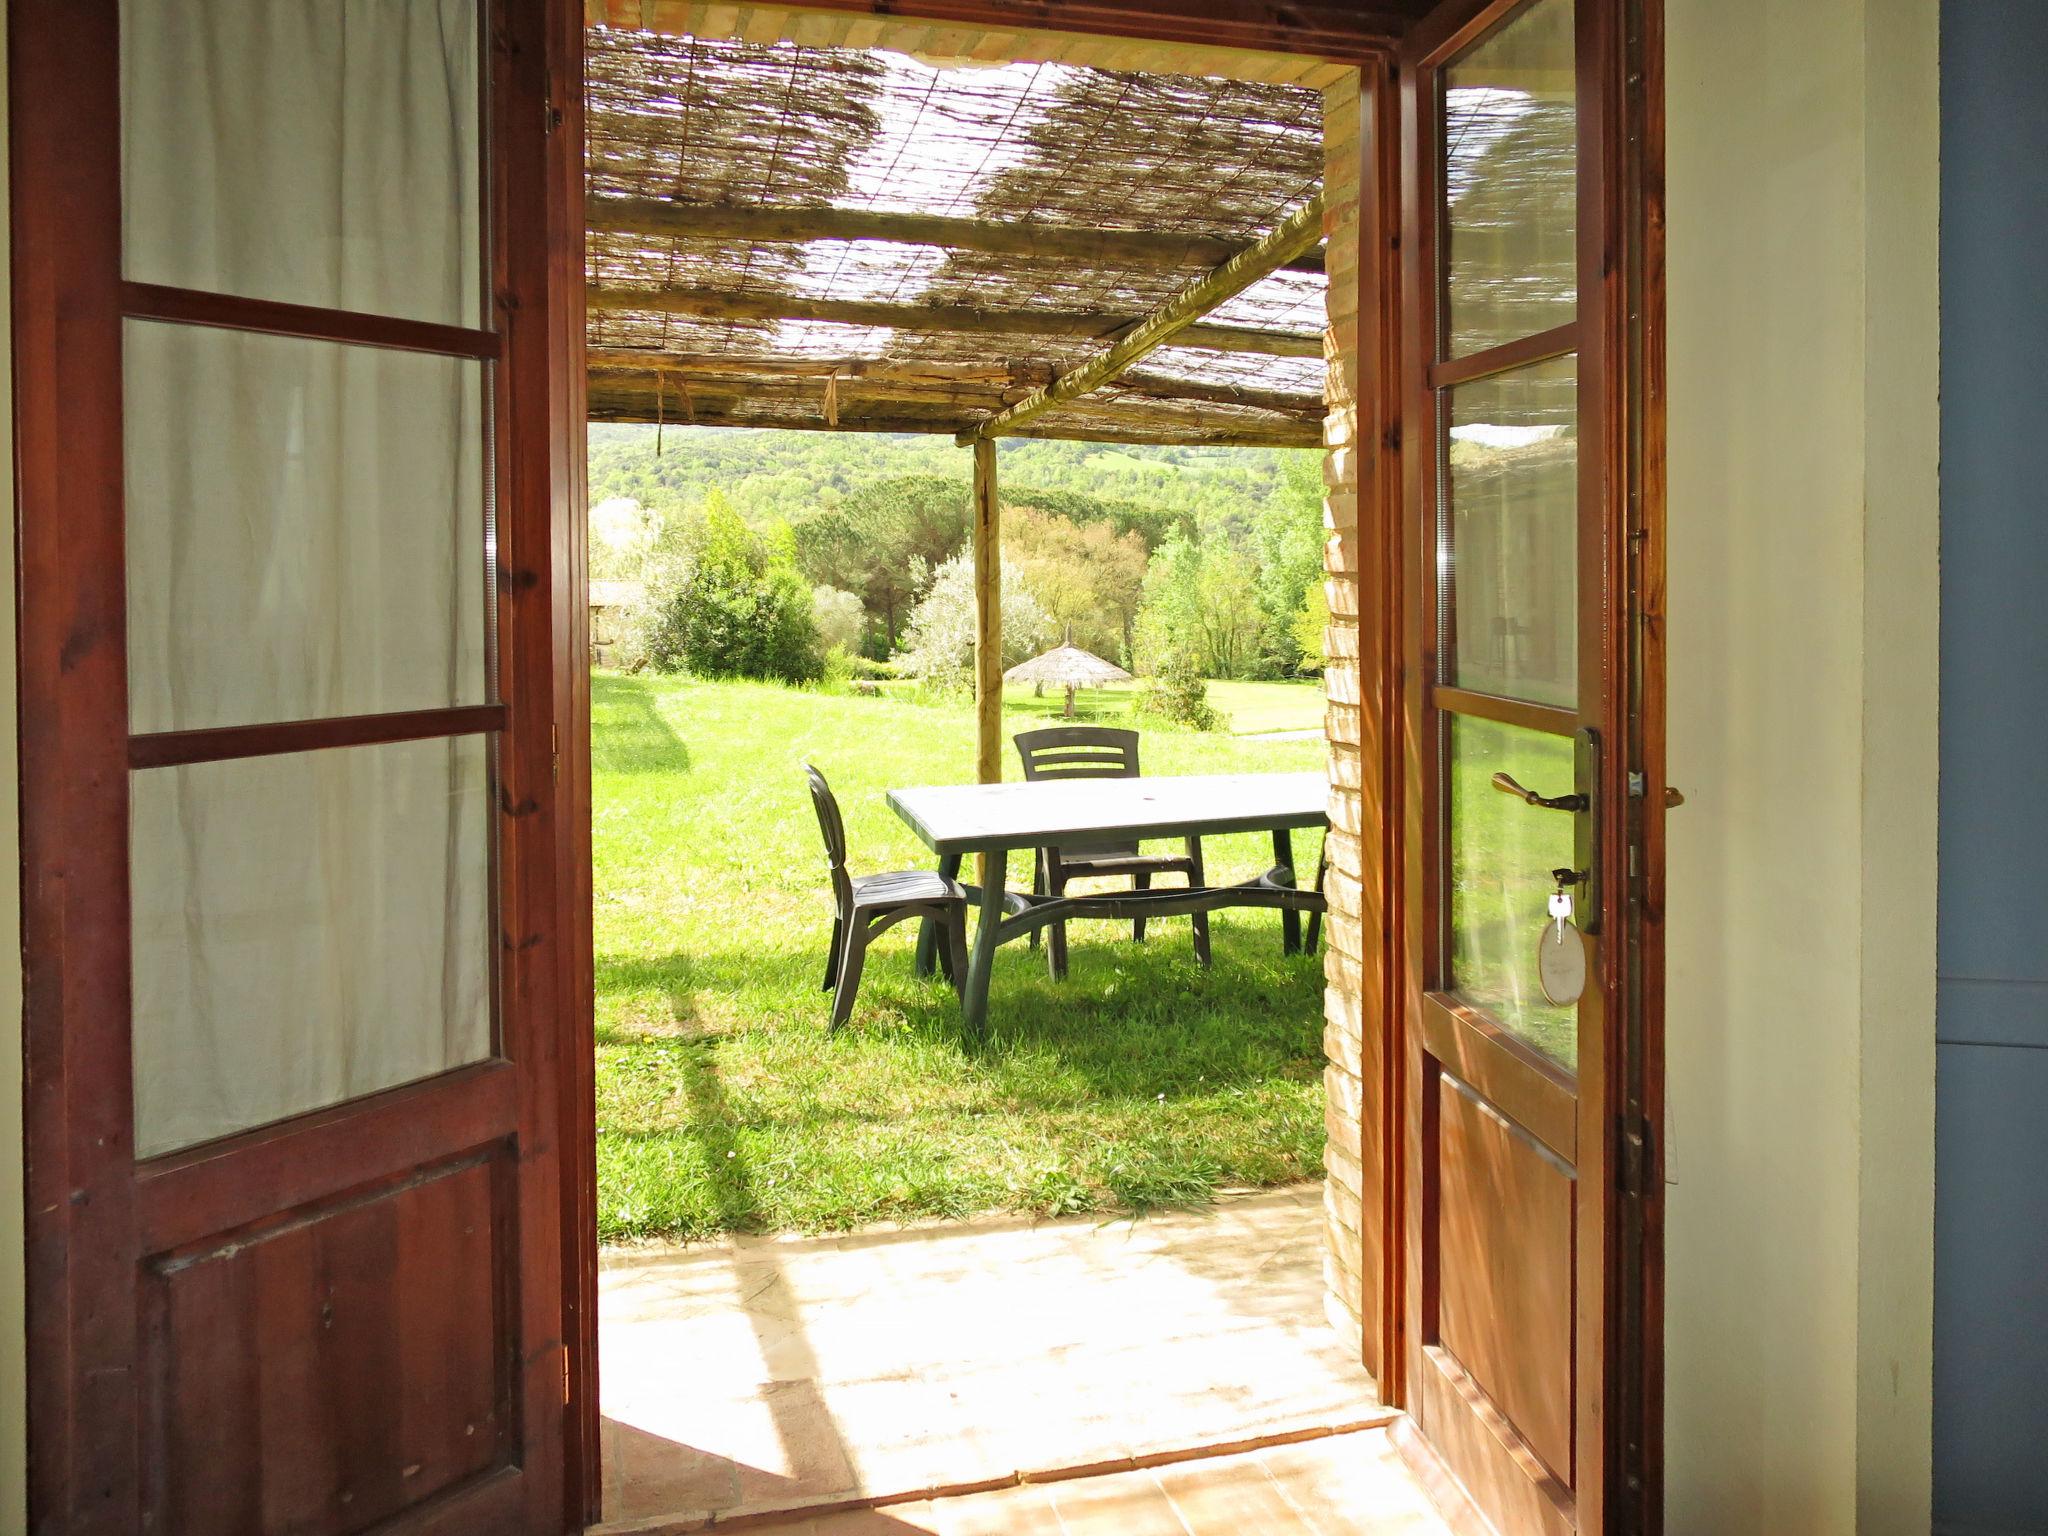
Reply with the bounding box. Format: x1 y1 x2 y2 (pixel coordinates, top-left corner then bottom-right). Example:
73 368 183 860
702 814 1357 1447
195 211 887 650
584 9 1335 776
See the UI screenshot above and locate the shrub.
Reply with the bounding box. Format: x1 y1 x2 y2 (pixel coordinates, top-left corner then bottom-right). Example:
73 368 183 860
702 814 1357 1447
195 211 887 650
643 492 823 684
1136 649 1221 732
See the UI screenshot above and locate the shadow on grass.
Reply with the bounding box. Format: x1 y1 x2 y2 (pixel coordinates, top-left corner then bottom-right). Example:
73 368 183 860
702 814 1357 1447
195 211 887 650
593 672 692 776
596 916 1323 1101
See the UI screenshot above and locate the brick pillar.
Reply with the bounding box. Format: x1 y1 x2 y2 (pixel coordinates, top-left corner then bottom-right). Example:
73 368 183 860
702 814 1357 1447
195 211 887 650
1317 68 1373 1376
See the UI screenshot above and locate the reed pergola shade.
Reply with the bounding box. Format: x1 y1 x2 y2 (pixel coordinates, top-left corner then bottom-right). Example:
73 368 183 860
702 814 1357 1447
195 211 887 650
585 20 1333 445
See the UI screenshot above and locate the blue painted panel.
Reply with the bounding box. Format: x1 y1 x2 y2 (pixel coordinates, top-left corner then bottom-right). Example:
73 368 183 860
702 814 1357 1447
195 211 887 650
1938 2 2048 1529
1936 978 2048 1052
1938 0 2048 987
1933 1044 2048 1533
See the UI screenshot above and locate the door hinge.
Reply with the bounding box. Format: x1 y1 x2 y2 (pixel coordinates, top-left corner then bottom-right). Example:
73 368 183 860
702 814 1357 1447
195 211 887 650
1618 1115 1655 1198
552 722 560 785
562 1348 572 1405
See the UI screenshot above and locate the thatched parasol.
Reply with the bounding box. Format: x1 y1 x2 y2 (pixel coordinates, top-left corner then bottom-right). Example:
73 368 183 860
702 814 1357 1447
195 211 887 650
1004 643 1134 719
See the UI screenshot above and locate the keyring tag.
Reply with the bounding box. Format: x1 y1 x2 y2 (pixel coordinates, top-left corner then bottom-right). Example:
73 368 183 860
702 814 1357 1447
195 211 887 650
1539 886 1586 1006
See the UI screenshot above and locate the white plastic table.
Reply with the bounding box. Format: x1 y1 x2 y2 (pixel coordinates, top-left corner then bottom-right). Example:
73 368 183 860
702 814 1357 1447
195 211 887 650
887 771 1329 1036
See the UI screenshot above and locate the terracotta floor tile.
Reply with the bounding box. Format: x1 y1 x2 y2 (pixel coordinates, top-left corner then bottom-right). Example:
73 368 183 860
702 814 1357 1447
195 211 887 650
1256 1438 1449 1535
707 1434 1449 1536
1046 1472 1188 1536
1154 1455 1310 1533
600 1186 1386 1528
928 1480 1062 1536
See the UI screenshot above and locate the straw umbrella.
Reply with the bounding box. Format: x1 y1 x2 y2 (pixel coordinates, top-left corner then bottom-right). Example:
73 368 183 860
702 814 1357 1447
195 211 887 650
1004 642 1133 719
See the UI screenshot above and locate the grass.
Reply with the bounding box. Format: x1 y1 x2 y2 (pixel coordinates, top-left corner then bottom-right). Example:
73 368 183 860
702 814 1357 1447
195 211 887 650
593 671 1330 1242
869 676 1324 736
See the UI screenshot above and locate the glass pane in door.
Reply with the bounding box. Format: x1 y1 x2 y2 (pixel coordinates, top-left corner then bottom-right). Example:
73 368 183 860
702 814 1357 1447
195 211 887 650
120 0 484 326
1447 715 1578 1070
123 322 490 735
1443 0 1577 357
130 736 495 1157
1443 354 1578 706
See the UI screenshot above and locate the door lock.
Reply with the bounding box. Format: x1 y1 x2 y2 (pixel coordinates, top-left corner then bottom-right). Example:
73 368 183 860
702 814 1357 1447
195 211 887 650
1490 730 1601 934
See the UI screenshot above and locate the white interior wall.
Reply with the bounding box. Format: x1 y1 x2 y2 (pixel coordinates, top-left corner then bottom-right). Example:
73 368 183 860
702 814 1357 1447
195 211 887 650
1664 0 1938 1530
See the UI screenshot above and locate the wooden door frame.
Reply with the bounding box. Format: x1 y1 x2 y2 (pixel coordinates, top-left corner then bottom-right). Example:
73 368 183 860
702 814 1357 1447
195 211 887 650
9 0 1657 1531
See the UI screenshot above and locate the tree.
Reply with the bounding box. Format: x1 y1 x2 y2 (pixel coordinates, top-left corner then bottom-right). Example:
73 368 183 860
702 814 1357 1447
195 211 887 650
644 491 822 684
791 474 972 650
1134 532 1265 681
1292 581 1329 674
1251 451 1328 675
900 549 1049 694
1003 507 1150 664
811 586 866 656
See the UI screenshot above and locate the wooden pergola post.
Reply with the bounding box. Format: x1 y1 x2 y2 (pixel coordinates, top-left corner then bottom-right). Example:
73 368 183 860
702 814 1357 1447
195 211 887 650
972 437 1001 789
971 439 1002 893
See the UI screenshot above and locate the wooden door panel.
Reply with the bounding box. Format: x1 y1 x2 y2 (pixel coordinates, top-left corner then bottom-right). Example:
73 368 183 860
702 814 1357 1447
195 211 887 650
1397 0 1651 1529
11 1 582 1531
1420 997 1577 1161
143 1150 517 1535
1416 1353 1575 1536
1435 1073 1575 1481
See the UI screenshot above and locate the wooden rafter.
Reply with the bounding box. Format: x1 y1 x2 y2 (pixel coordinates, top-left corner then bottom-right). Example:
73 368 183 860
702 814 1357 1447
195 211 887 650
588 365 1323 423
589 195 1327 274
958 191 1327 444
586 348 1055 387
586 286 1324 357
582 394 1322 448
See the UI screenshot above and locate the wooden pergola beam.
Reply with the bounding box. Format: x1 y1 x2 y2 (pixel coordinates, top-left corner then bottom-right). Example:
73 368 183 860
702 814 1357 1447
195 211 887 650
588 367 1325 427
586 286 1324 358
959 191 1326 444
588 195 1327 275
583 396 1322 449
586 348 1055 388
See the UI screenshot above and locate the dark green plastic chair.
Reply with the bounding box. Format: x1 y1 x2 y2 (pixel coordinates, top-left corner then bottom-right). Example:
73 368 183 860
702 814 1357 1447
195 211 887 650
1013 726 1210 979
805 764 969 1030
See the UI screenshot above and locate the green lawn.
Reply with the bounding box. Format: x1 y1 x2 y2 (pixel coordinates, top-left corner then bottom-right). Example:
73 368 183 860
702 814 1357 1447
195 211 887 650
593 672 1330 1242
991 675 1323 734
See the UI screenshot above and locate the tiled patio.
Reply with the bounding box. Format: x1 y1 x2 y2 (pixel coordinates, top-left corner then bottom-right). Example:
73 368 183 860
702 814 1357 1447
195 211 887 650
595 1184 1407 1532
692 1429 1450 1535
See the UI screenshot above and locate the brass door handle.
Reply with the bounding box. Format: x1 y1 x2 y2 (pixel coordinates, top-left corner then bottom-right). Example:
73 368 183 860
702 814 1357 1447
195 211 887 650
1490 772 1588 812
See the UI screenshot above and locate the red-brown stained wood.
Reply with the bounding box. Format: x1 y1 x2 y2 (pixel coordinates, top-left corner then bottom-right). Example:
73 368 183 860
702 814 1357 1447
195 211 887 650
642 0 1432 59
143 1156 506 1534
12 0 140 1529
1391 2 1660 1531
121 282 502 361
127 704 507 770
1621 1 1669 1526
544 0 604 1517
17 1 576 1531
1435 1074 1576 1483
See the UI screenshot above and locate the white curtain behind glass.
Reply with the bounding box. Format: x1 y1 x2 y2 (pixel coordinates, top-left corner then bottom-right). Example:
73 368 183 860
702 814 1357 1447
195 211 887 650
124 324 487 735
122 0 482 326
120 0 495 1156
131 741 493 1158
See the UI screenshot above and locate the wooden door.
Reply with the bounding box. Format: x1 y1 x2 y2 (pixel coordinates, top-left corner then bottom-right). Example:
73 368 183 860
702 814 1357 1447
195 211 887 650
1396 0 1658 1532
13 1 588 1531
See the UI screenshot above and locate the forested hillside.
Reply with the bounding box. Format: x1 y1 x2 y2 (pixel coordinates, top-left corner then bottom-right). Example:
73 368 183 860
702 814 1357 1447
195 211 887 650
588 424 1327 686
589 425 1301 531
